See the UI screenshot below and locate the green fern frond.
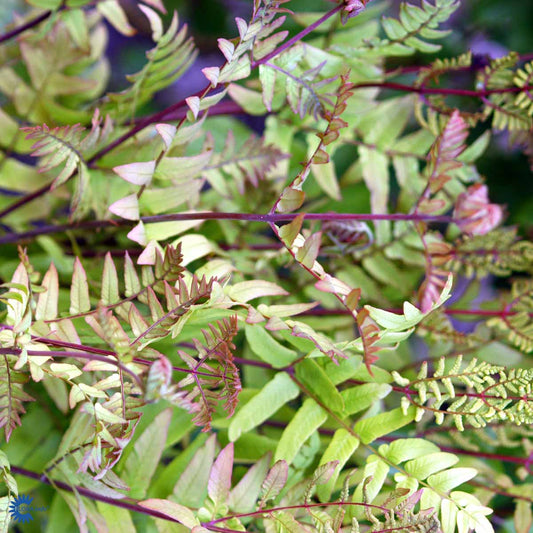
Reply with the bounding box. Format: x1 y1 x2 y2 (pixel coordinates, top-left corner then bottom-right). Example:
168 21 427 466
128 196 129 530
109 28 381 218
488 279 533 352
105 11 197 122
444 228 533 278
393 355 533 429
204 130 287 194
514 60 533 116
364 0 460 56
259 57 335 119
479 53 532 131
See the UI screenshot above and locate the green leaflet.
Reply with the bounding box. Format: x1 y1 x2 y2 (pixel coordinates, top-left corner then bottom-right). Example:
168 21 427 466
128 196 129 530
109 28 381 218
228 453 271 513
208 443 234 510
35 263 58 320
228 373 300 442
403 452 459 479
173 434 216 508
96 504 135 532
316 429 359 502
138 499 199 529
274 398 327 464
245 325 298 368
100 252 120 306
427 467 477 492
295 359 344 414
354 406 416 444
69 257 90 314
151 433 209 498
341 382 392 416
120 408 172 499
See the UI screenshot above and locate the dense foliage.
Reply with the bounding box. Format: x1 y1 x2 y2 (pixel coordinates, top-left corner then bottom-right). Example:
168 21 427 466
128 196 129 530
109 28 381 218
1 1 533 532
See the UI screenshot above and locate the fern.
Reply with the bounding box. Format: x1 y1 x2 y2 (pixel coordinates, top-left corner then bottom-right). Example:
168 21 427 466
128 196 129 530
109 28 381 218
105 9 197 122
203 131 287 194
0 1 532 531
393 355 533 429
514 60 533 116
365 0 460 56
0 355 34 442
488 279 533 352
442 228 533 278
172 316 241 431
259 55 336 119
479 53 532 131
22 111 111 216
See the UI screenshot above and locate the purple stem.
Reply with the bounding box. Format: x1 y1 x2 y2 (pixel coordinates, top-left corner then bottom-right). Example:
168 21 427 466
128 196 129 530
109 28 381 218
10 465 182 523
0 10 54 45
352 80 533 97
250 5 343 69
0 211 453 245
297 307 532 318
0 348 143 388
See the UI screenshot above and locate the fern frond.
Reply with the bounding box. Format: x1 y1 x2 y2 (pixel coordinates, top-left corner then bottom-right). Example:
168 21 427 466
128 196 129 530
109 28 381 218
22 110 111 216
204 130 287 194
414 52 486 126
416 309 484 349
165 316 241 431
426 109 469 195
488 279 533 352
394 355 533 429
350 437 492 532
129 275 214 347
106 11 197 121
479 53 532 131
442 228 533 278
365 0 460 56
514 60 533 116
0 355 34 442
259 58 335 119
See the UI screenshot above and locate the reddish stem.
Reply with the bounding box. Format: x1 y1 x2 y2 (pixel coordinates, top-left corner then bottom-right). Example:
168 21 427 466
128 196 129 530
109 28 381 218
250 5 343 69
0 211 454 245
352 81 533 97
297 307 532 318
10 465 182 523
0 10 54 45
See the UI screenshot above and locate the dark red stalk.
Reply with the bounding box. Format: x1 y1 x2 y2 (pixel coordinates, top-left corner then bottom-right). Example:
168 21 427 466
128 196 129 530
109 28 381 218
0 347 143 388
351 81 533 97
0 10 54 45
297 307 533 318
0 211 454 245
9 464 385 529
250 5 344 69
10 465 182 523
